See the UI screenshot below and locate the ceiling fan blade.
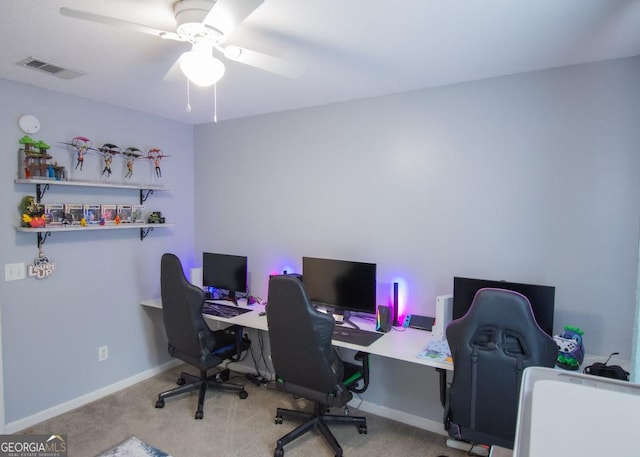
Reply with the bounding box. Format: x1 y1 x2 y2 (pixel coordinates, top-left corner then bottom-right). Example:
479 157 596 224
222 45 303 78
202 0 264 38
59 7 183 41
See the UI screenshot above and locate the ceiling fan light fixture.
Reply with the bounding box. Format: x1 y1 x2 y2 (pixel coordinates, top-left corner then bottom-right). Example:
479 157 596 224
179 42 225 87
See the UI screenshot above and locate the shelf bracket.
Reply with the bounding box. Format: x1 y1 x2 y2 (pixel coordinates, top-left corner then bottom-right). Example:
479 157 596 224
37 231 51 248
140 189 154 204
36 183 50 203
140 227 154 241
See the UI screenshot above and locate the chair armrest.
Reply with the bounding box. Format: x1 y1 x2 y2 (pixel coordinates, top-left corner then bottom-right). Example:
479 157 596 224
344 351 370 394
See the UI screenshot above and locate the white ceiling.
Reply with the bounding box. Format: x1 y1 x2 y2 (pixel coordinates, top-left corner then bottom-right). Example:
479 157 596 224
2 0 639 125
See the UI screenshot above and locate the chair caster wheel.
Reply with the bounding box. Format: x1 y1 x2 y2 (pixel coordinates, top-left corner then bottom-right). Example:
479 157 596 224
274 447 284 457
239 390 248 399
155 399 164 408
177 377 186 386
195 411 203 420
275 416 283 424
358 424 367 434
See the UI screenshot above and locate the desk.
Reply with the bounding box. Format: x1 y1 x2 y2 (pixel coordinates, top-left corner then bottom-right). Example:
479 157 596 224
141 298 453 386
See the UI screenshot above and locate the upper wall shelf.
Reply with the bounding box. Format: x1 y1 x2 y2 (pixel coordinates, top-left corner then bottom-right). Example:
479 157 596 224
14 178 168 191
14 178 169 204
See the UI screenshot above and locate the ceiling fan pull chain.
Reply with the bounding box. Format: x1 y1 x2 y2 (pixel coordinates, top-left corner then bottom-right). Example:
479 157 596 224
186 78 192 113
213 83 218 123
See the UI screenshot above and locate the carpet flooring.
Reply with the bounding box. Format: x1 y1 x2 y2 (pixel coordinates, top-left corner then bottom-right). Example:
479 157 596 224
20 365 468 457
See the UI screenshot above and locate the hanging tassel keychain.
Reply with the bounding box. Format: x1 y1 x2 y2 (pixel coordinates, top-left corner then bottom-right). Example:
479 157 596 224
28 244 56 279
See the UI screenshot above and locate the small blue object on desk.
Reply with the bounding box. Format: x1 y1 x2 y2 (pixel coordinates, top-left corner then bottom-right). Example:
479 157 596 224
403 314 435 331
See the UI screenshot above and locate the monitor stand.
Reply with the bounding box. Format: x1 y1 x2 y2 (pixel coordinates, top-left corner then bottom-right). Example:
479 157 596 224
223 290 238 306
335 311 360 330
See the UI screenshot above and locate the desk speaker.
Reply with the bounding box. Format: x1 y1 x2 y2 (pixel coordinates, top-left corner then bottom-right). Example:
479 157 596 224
189 267 202 288
432 294 453 340
376 306 392 333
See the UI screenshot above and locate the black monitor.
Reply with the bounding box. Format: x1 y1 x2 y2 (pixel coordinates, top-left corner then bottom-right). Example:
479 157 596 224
302 256 377 329
202 252 248 303
452 276 555 336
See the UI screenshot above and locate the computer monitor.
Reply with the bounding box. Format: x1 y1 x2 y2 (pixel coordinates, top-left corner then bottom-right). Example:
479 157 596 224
302 256 377 329
452 276 555 336
202 252 248 303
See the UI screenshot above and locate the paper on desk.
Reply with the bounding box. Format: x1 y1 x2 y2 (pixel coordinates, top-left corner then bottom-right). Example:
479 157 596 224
417 340 452 363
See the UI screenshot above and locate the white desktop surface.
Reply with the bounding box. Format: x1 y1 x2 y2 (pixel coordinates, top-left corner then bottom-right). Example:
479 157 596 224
141 298 453 372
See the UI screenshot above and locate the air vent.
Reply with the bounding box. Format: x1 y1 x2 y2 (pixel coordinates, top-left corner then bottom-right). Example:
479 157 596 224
16 57 84 79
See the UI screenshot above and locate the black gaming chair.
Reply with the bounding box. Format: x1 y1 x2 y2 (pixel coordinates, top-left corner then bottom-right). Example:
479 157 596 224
266 275 370 457
444 287 558 449
155 253 250 419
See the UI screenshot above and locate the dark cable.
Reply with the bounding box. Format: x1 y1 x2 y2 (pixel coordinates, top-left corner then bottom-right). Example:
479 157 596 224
604 352 619 365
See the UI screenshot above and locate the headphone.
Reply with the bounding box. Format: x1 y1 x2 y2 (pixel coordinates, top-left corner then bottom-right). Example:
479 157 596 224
583 352 629 381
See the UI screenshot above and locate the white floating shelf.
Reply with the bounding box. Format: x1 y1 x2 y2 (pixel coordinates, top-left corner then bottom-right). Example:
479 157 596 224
15 223 174 233
14 178 168 191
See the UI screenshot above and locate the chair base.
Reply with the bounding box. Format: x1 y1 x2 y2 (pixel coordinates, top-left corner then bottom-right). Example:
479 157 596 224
155 368 248 419
274 402 367 457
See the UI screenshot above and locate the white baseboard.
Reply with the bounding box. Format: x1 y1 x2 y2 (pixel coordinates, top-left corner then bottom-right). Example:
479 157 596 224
348 398 447 436
234 362 448 436
5 360 181 434
6 361 447 437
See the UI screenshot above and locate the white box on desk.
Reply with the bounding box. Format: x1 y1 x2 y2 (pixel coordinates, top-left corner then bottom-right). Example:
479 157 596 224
432 294 453 340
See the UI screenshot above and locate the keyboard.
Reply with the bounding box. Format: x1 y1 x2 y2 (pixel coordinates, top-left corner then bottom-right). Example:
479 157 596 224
202 301 253 318
332 326 384 346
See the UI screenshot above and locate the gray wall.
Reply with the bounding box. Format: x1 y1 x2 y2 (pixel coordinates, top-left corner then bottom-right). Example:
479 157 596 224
0 79 195 425
194 57 640 422
1 55 638 430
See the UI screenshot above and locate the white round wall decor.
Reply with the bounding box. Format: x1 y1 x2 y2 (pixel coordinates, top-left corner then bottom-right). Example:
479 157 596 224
18 114 41 134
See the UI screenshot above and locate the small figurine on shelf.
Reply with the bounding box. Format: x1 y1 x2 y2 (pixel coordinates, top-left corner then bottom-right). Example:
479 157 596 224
122 147 142 180
147 211 166 223
36 140 51 154
125 156 134 178
99 143 120 178
554 326 585 370
72 137 92 170
101 154 113 177
114 215 122 225
59 136 93 171
145 148 171 178
153 156 161 177
19 135 36 153
80 217 87 227
19 195 44 227
19 136 54 179
22 214 46 228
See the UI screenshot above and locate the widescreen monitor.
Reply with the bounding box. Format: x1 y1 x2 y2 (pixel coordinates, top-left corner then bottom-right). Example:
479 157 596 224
302 256 377 318
452 276 555 336
202 252 248 301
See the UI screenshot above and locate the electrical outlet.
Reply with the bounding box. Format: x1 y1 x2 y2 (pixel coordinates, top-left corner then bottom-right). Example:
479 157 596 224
98 346 109 362
5 263 26 281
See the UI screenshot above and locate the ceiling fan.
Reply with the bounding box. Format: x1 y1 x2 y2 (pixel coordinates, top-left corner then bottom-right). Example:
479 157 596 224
59 0 301 87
